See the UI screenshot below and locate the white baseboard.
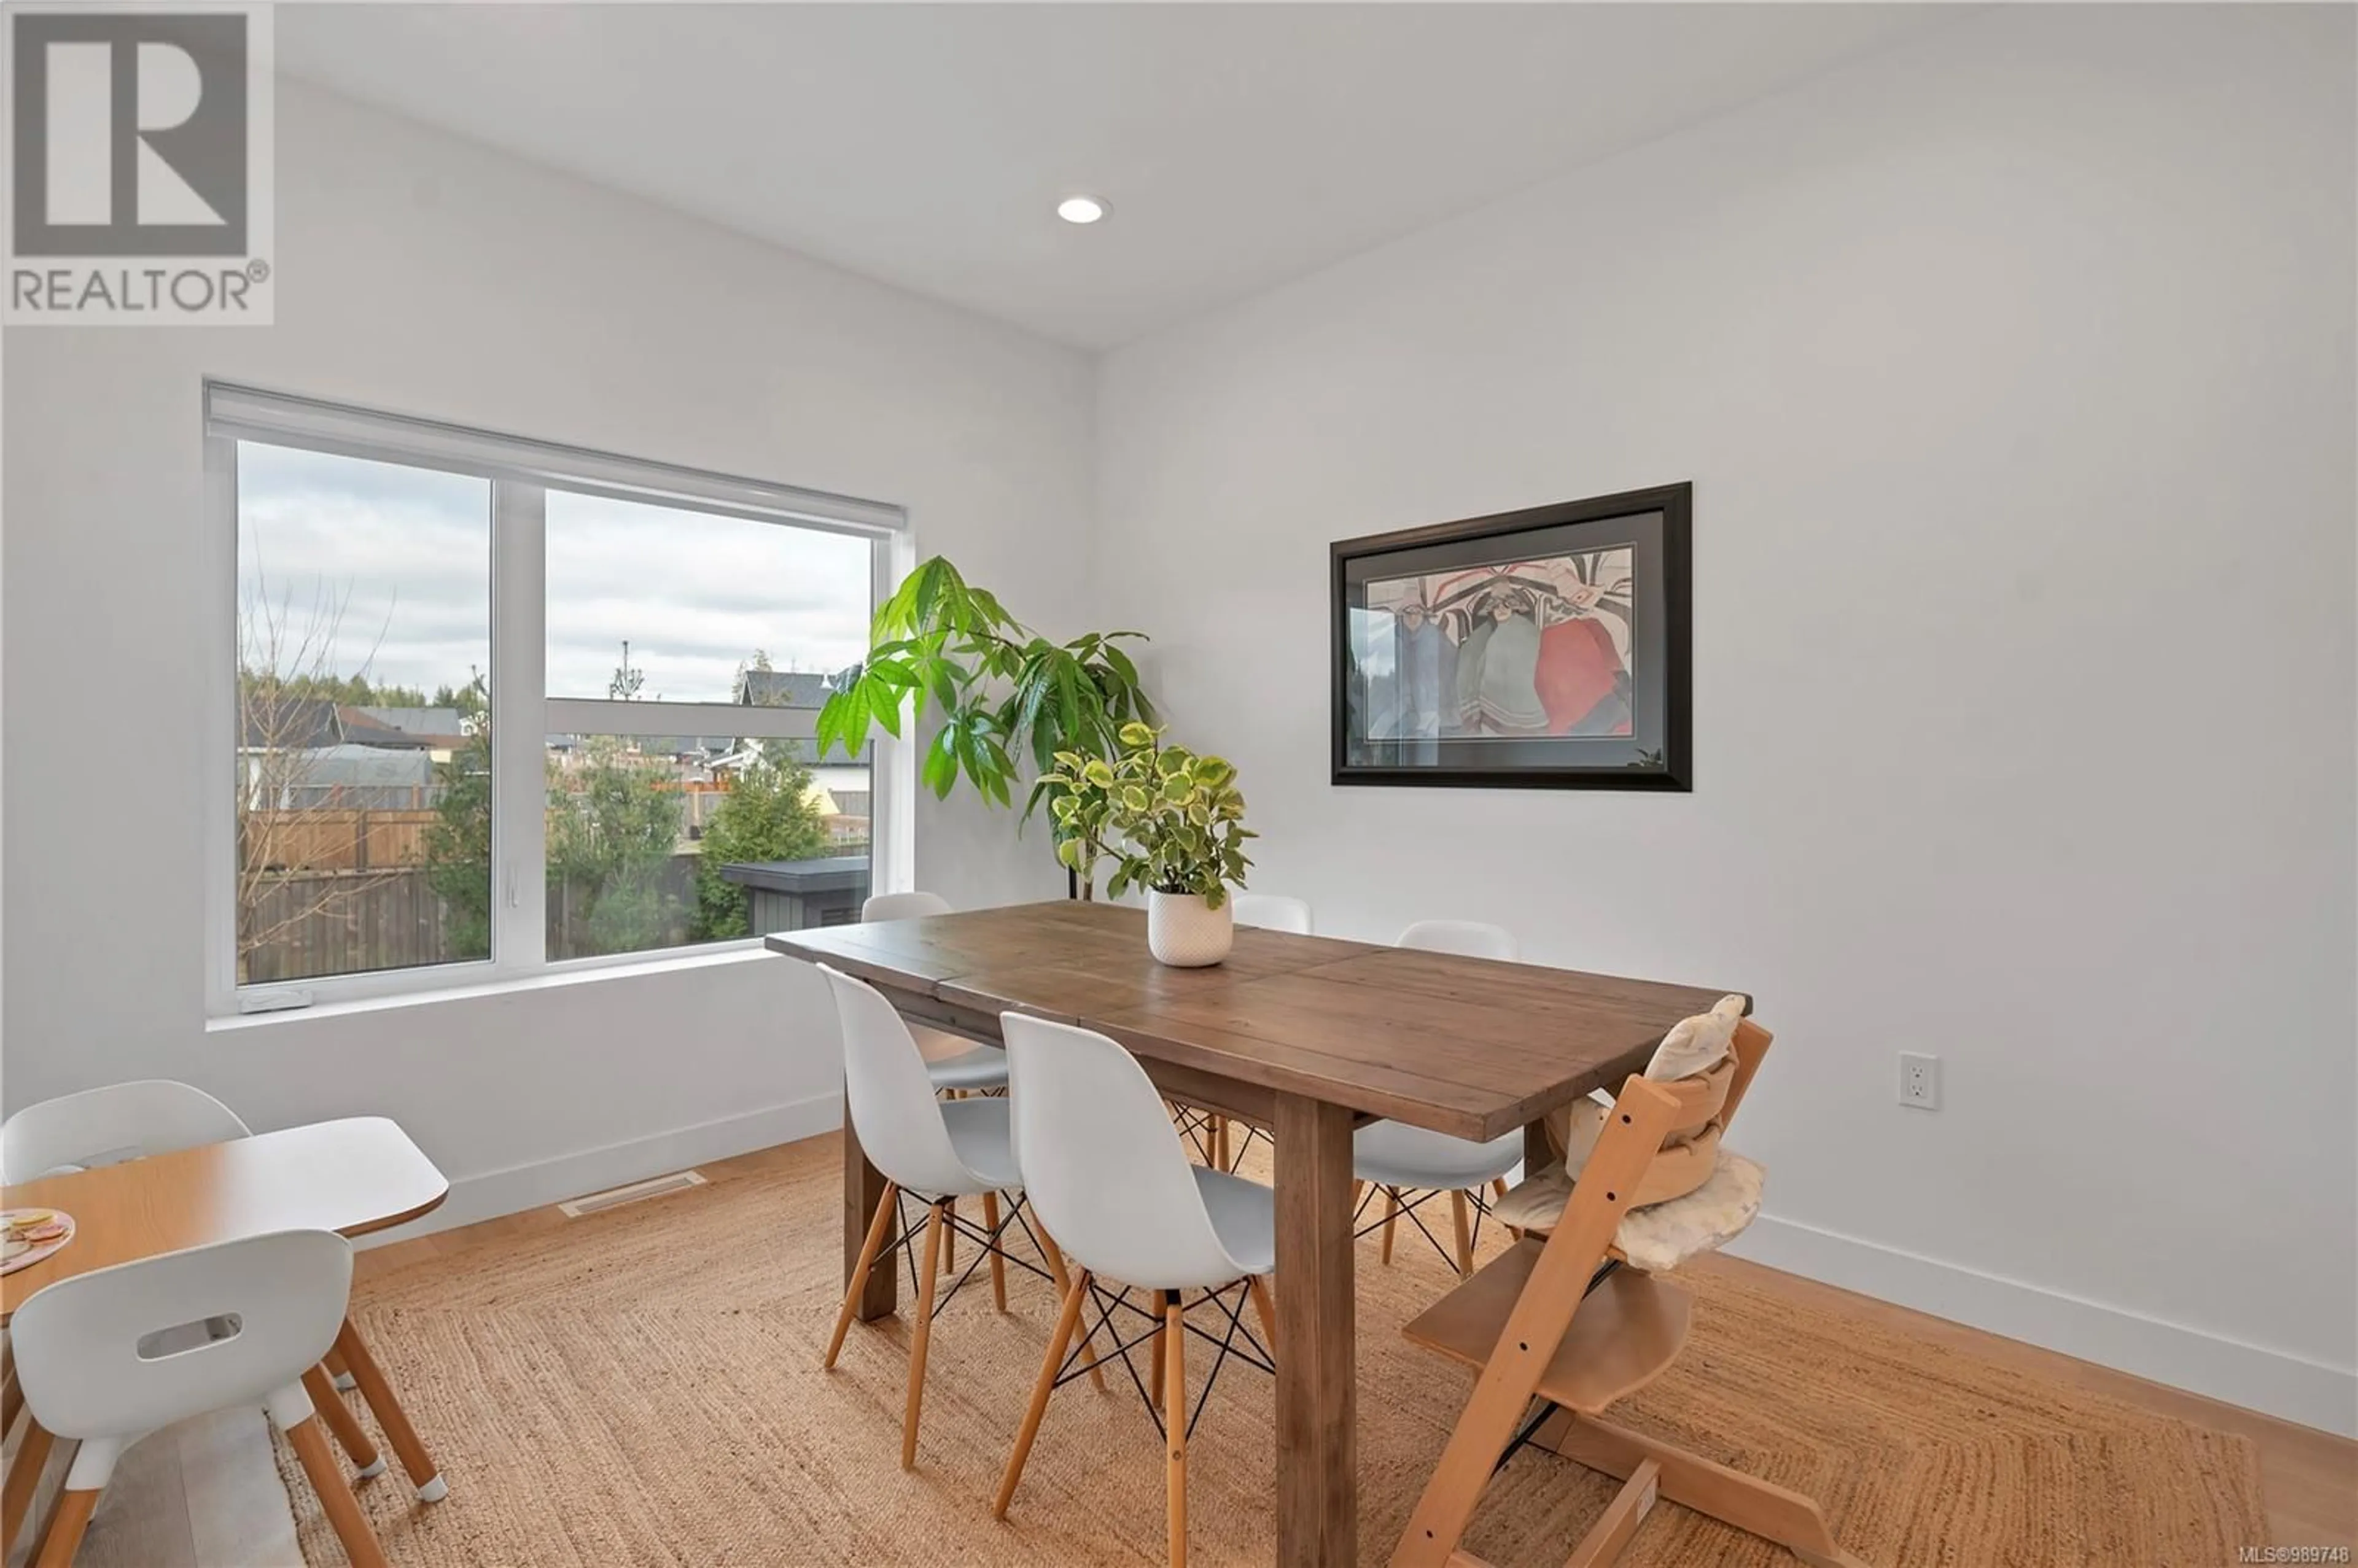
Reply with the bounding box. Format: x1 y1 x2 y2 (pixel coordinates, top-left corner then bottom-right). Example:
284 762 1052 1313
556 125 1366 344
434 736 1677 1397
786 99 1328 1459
1727 1211 2357 1438
359 1091 842 1247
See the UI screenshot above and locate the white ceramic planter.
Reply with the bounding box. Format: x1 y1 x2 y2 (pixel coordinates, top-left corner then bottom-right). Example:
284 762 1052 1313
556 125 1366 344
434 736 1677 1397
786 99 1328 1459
1147 890 1234 968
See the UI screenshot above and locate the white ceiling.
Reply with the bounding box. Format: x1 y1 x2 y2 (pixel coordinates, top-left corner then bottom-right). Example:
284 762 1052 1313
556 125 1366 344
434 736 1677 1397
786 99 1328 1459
279 4 1963 349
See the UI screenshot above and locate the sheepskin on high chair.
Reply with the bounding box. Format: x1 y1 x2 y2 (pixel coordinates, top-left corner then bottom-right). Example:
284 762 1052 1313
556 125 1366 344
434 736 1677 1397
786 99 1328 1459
1391 1005 1869 1568
1493 993 1751 1237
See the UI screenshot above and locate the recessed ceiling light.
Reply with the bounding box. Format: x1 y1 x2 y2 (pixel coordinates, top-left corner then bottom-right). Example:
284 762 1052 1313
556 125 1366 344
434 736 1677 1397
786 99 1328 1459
1056 195 1109 225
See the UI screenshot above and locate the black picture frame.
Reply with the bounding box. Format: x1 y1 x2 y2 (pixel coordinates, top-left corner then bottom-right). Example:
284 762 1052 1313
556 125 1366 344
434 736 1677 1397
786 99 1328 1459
1329 483 1691 791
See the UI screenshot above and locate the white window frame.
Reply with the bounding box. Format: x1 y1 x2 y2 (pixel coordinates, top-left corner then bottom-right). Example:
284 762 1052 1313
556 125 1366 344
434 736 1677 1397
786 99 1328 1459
203 381 911 1016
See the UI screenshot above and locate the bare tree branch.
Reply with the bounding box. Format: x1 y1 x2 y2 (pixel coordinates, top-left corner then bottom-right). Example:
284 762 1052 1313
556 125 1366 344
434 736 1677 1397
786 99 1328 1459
234 564 413 980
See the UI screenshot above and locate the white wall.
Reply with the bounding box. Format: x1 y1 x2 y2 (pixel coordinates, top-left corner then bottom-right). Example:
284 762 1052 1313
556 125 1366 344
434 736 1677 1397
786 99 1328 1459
1096 6 2357 1433
1 81 1095 1225
4 4 2350 1438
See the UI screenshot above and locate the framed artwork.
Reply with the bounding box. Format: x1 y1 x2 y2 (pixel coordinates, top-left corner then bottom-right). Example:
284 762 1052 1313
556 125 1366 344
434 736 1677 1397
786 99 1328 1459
1330 483 1691 790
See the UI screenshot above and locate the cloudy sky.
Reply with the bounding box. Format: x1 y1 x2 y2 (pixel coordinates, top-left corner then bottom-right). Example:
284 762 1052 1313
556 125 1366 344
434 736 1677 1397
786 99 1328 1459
238 442 873 708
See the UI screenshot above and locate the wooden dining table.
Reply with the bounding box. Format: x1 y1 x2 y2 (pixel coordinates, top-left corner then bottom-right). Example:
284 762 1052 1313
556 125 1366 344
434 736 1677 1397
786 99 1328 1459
767 899 1741 1567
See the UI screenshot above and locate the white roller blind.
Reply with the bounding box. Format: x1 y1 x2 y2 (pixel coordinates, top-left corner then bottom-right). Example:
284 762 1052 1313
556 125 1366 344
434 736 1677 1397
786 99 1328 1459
204 381 905 538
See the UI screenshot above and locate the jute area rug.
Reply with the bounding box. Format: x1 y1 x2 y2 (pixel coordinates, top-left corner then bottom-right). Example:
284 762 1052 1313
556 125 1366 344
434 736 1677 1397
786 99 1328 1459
274 1135 2261 1566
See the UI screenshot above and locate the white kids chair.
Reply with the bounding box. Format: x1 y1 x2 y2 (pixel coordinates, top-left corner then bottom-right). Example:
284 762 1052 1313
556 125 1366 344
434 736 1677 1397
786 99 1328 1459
0 1081 442 1500
9 1230 391 1568
1352 920 1527 1276
994 1013 1278 1568
0 1081 263 1556
859 891 1008 1097
819 965 1081 1470
0 1080 249 1182
0 1078 295 1551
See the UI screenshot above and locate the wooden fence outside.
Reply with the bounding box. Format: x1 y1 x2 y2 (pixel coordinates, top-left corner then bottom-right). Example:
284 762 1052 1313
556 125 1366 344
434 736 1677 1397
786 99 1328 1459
243 809 442 874
240 852 726 981
241 865 459 984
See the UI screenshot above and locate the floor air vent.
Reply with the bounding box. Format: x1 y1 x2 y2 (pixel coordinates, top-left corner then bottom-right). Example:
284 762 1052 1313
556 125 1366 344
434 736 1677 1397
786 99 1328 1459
558 1169 709 1217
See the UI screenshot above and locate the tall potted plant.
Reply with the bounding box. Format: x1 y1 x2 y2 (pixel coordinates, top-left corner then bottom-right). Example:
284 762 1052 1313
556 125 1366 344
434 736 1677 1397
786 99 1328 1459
1034 723 1256 966
813 557 1155 893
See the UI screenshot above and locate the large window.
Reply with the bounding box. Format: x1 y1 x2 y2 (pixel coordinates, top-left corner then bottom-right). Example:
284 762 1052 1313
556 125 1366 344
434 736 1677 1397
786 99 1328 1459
209 384 903 1012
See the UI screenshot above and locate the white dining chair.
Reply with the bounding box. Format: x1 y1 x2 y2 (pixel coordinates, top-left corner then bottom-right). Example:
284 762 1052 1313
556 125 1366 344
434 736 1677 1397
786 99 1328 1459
818 965 1083 1470
994 1012 1278 1568
860 891 1008 1098
1353 920 1527 1277
861 890 954 923
0 1081 442 1497
1229 893 1312 935
9 1230 391 1568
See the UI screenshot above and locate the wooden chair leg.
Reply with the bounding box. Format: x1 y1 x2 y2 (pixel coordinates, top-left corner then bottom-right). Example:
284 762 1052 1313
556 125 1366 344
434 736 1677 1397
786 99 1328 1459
286 1415 391 1568
1380 1188 1399 1264
3 1416 56 1556
301 1365 384 1477
1 1337 19 1437
982 1191 1009 1312
29 1486 96 1568
1214 1116 1231 1172
994 1267 1090 1518
1032 1221 1107 1392
903 1201 946 1471
1147 1303 1167 1412
943 1197 956 1275
1563 1458 1660 1568
1450 1189 1475 1276
1163 1291 1187 1568
1495 1178 1520 1241
1247 1275 1278 1359
827 1180 900 1368
324 1347 357 1391
1541 1412 1867 1568
20 1452 75 1568
332 1319 446 1500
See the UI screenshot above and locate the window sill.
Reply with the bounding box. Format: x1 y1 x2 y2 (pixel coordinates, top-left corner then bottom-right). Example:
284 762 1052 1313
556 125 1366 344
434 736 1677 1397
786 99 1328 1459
206 941 781 1032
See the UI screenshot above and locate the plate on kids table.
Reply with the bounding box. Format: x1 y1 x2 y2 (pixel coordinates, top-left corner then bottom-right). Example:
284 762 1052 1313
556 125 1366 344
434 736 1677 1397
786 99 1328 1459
1 1209 74 1275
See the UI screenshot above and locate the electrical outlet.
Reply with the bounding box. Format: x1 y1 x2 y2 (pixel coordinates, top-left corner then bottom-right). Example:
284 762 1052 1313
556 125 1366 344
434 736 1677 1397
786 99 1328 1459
1898 1052 1941 1110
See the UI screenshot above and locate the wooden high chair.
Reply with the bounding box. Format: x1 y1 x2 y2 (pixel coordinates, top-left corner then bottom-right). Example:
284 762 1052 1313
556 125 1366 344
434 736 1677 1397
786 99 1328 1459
1390 1015 1867 1568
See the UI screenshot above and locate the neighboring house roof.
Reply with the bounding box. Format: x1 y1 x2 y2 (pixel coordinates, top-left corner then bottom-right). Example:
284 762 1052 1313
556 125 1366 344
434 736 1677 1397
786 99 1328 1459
351 706 468 744
736 669 844 708
335 708 440 749
239 699 469 751
239 696 345 751
254 744 437 792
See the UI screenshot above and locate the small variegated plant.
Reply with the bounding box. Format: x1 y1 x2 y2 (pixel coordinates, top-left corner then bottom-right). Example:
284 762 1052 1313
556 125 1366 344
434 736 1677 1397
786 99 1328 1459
1032 723 1254 906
